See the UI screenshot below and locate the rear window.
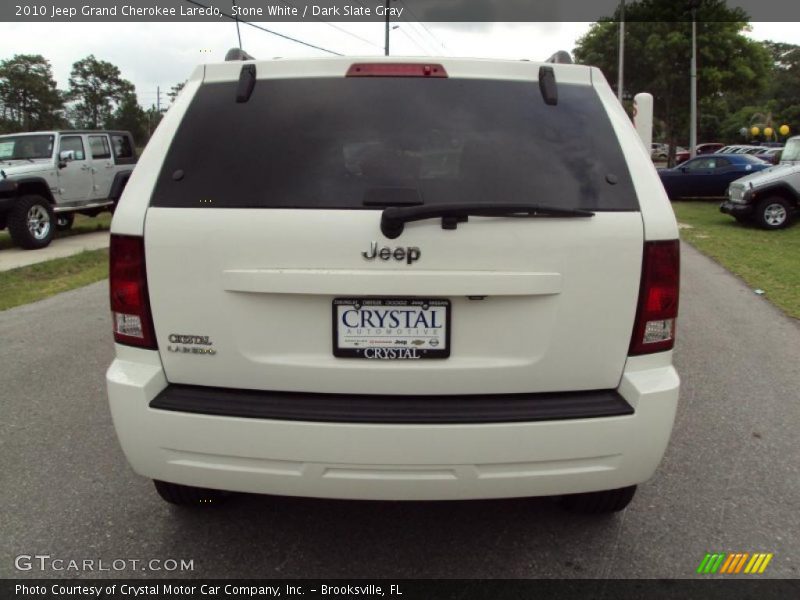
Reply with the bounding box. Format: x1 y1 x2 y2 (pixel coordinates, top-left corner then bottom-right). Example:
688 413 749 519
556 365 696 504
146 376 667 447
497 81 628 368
111 134 133 159
152 77 638 211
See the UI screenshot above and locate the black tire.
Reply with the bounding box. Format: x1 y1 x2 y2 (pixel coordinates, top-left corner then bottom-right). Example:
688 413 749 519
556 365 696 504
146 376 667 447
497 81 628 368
7 195 55 249
558 485 637 514
755 197 792 230
55 212 75 231
153 480 230 506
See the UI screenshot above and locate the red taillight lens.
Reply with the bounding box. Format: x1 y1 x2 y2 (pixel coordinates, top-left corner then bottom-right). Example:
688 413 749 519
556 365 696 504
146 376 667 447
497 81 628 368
346 63 448 78
110 234 157 349
629 240 680 355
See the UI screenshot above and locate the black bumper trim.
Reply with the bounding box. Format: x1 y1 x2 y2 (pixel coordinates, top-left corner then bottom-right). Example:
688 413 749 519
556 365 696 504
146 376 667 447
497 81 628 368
720 201 754 216
149 384 634 424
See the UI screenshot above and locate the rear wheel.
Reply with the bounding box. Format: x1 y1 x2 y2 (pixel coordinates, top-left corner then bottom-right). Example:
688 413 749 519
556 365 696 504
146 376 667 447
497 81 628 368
755 197 791 230
55 213 75 231
153 480 230 506
8 195 55 249
558 485 637 514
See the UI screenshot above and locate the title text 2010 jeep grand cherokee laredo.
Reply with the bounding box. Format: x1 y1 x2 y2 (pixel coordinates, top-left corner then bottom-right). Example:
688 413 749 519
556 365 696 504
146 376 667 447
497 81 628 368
107 56 680 514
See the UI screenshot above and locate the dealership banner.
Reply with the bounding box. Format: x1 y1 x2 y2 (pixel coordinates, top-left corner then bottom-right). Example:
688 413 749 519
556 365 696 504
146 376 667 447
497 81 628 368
4 579 800 600
3 0 800 22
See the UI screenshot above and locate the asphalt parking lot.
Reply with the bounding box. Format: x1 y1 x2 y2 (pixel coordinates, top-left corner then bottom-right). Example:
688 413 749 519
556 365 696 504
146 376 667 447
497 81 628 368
1 242 798 579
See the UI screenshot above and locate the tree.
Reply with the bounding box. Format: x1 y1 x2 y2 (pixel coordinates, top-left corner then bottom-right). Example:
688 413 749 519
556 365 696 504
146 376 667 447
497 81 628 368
67 55 134 129
167 81 186 104
107 91 147 146
145 105 165 137
0 54 64 132
574 0 771 164
759 41 800 138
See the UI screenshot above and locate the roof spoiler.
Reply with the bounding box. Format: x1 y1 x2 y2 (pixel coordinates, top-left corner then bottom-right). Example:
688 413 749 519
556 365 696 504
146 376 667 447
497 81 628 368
225 48 255 61
545 51 573 64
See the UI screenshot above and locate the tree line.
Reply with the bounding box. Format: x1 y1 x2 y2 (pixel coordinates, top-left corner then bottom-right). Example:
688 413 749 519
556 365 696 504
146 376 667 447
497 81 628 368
574 0 800 163
0 53 185 146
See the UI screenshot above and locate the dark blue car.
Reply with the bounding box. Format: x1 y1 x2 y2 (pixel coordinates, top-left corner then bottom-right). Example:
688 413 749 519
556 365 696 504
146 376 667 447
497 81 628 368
658 153 770 199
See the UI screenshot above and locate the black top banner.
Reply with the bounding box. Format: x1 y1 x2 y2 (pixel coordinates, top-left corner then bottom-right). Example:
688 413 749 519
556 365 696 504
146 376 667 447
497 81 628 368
3 0 800 22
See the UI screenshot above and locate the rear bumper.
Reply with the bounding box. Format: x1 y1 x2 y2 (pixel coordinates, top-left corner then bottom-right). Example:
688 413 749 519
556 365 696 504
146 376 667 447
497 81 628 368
107 348 680 500
720 201 754 217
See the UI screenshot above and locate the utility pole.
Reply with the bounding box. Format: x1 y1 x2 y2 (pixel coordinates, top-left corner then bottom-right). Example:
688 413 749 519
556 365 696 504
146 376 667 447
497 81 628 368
689 1 699 158
156 85 161 113
617 0 625 102
384 0 390 56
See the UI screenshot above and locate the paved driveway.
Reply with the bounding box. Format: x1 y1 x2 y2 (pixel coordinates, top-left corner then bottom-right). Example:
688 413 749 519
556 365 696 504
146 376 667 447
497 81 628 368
0 231 109 271
1 242 798 579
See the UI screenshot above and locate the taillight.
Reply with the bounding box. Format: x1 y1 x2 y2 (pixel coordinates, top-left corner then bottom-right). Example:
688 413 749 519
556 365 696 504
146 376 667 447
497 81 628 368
110 234 157 349
629 240 680 355
346 63 448 78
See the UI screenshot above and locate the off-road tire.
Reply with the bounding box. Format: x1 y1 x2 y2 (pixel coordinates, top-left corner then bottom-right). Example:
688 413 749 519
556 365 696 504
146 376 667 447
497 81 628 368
153 480 230 506
7 195 55 249
755 197 792 230
558 485 637 514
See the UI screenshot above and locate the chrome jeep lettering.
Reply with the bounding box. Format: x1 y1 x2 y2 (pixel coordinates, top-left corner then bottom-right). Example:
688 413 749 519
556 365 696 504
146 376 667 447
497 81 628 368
361 241 421 264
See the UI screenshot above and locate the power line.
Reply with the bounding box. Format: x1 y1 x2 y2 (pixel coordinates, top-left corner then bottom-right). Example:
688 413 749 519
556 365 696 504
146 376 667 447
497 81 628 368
398 21 438 56
396 25 431 56
280 0 383 51
184 0 343 56
395 0 449 55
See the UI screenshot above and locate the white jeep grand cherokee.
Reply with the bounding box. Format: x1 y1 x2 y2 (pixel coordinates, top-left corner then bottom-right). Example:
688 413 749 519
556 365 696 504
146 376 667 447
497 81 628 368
107 56 680 514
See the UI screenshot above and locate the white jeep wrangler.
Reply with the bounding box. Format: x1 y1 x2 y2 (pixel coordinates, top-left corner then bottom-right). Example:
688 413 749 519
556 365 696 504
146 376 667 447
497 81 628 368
107 55 680 514
0 130 137 249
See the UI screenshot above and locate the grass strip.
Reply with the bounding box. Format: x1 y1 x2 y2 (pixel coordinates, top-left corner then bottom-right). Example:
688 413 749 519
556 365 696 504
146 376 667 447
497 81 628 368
672 201 799 319
0 248 108 311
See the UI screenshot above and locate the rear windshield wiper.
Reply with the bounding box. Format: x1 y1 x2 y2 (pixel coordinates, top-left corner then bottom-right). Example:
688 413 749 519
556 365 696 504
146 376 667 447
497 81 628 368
380 202 595 239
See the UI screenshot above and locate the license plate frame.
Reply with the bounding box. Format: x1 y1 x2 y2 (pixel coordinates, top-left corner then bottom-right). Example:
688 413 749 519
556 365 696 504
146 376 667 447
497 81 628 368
332 297 451 359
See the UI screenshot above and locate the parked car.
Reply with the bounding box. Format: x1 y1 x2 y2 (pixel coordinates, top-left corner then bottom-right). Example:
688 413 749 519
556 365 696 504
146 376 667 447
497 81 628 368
651 142 669 160
697 142 725 154
721 135 800 228
754 147 782 165
779 135 800 166
107 54 680 514
658 153 770 199
675 143 725 165
0 130 136 249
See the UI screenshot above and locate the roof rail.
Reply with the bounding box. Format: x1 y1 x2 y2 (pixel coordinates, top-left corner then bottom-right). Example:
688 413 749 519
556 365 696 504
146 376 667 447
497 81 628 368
225 48 255 61
545 51 573 64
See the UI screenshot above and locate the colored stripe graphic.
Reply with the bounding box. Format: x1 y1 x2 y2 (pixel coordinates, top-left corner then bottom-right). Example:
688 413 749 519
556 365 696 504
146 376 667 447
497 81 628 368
698 552 773 574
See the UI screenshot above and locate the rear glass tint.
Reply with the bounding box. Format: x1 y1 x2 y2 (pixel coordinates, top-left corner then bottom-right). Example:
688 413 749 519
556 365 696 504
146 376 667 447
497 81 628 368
152 77 638 211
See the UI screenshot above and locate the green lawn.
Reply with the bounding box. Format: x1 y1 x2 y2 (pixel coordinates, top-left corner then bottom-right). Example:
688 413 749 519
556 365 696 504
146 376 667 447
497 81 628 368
672 201 800 319
0 249 109 311
0 212 112 251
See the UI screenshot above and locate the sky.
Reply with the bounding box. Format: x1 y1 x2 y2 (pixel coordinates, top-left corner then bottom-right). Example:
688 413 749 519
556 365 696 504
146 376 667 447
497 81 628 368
0 21 795 109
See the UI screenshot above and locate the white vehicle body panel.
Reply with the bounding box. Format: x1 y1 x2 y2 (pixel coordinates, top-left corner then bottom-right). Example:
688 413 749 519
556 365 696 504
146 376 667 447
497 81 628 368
108 56 680 500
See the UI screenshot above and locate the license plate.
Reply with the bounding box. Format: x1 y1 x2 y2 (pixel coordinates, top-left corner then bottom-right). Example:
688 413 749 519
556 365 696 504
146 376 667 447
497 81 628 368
333 298 450 359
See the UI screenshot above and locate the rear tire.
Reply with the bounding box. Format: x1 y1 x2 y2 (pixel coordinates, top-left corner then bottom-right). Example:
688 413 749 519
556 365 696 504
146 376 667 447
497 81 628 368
153 480 230 506
7 195 55 249
755 197 791 230
56 213 75 231
558 485 637 514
